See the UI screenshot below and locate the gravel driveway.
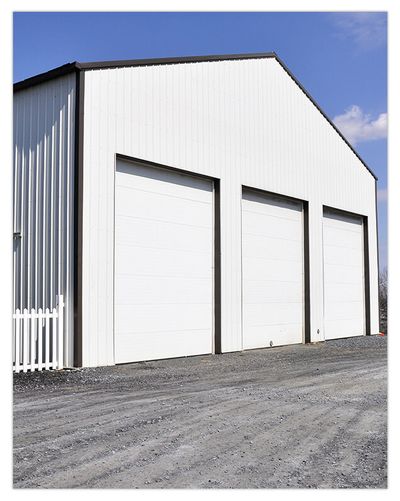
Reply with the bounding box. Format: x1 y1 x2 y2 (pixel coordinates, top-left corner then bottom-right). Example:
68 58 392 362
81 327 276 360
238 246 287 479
13 336 387 488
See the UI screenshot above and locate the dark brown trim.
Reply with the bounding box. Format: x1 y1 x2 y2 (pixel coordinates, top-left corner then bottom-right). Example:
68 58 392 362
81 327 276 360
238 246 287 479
116 153 218 183
363 216 371 335
13 51 377 181
213 180 222 354
13 54 275 92
322 204 367 220
73 70 85 367
114 154 222 356
323 205 372 336
242 184 307 206
375 180 381 334
13 62 80 92
241 185 310 345
303 202 311 343
78 52 277 70
375 180 381 274
273 54 377 181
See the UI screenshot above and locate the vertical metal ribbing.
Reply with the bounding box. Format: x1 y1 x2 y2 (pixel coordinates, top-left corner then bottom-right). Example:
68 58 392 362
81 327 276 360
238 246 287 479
14 74 76 368
58 82 66 364
20 94 26 310
73 69 84 367
13 99 19 310
34 90 40 310
54 88 60 308
27 94 31 309
27 91 33 310
37 89 44 310
54 86 60 311
65 88 72 360
16 98 22 309
53 88 58 307
58 83 64 306
50 89 55 310
42 87 48 310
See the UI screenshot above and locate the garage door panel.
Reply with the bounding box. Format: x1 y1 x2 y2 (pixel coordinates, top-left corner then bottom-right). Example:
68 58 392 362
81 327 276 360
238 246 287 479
115 161 213 364
115 218 211 253
323 211 363 228
116 244 212 279
323 230 363 252
323 209 365 340
115 303 212 334
324 282 364 303
324 301 364 321
242 190 304 350
324 263 363 285
116 186 212 228
323 245 364 267
243 211 302 242
243 324 302 350
242 191 302 216
324 319 363 340
116 329 211 364
115 276 211 305
242 232 303 261
244 302 303 327
243 257 303 282
116 161 212 200
244 280 303 303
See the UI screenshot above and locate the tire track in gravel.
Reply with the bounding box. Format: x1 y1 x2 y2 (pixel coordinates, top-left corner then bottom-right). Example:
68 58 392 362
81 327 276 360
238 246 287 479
13 335 387 488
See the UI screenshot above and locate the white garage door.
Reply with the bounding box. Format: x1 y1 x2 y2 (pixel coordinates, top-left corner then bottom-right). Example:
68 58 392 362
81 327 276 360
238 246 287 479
241 190 304 349
323 209 365 340
114 160 214 363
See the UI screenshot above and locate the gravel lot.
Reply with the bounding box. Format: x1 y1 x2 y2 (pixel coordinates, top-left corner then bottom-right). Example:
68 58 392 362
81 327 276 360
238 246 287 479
13 335 387 489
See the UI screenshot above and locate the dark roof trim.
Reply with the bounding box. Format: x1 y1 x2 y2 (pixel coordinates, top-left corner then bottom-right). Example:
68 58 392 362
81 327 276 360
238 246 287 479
78 52 277 70
13 62 80 92
13 51 377 180
13 53 276 92
273 54 377 180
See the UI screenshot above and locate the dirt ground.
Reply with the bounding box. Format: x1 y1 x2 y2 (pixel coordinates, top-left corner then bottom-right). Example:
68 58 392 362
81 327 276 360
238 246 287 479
13 335 387 489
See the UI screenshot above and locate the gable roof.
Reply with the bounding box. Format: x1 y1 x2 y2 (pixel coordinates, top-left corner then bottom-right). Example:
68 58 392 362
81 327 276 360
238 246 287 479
13 52 377 180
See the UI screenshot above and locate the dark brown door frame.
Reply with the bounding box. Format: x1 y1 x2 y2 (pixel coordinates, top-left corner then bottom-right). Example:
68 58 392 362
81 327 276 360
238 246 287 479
73 70 85 367
114 153 222 355
241 185 311 344
323 205 371 336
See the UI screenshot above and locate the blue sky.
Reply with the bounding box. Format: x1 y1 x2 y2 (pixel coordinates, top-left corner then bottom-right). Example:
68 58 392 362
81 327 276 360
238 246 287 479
13 12 387 269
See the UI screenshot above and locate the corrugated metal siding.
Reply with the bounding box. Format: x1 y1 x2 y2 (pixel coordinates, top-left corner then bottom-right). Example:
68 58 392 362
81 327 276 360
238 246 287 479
13 74 76 367
82 57 379 367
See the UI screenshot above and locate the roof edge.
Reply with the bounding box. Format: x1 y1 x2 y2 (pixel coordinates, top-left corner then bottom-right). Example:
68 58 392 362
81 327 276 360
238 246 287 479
273 54 377 180
12 51 377 180
13 53 276 92
275 54 378 180
78 52 277 70
13 62 81 92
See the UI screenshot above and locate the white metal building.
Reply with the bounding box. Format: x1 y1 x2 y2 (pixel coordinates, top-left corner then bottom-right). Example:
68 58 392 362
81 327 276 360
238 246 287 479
13 53 379 368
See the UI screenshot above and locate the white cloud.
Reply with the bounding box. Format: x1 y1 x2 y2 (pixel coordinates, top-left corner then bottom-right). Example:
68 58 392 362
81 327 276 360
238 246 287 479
331 12 387 49
377 188 387 203
333 105 387 146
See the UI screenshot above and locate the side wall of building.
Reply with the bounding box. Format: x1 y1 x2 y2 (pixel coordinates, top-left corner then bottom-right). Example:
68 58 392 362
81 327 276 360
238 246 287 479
81 57 379 367
13 73 76 367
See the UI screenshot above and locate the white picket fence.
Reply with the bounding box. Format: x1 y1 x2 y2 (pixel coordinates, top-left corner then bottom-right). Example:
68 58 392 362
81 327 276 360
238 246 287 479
13 295 64 373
